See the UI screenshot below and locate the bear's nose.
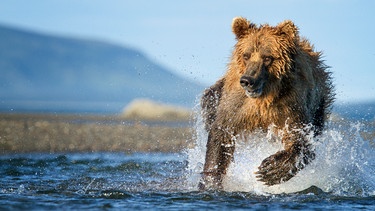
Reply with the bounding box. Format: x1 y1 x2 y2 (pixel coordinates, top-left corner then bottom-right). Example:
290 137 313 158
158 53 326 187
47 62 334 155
240 76 255 88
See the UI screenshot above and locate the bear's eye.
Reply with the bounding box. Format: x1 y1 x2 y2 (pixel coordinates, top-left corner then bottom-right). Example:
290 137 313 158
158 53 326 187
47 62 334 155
263 56 273 64
243 53 251 61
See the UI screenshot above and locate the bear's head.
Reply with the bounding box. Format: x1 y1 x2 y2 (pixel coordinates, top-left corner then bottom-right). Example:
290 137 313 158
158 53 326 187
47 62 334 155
231 17 298 98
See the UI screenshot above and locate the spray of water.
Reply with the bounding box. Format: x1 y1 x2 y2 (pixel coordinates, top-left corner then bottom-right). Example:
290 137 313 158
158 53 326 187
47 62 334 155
184 106 375 196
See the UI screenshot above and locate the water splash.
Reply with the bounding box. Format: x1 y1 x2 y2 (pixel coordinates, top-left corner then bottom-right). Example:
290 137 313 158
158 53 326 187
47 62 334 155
185 110 375 196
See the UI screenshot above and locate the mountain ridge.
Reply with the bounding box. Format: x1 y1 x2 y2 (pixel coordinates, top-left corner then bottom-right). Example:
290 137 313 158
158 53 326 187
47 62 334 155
0 24 204 113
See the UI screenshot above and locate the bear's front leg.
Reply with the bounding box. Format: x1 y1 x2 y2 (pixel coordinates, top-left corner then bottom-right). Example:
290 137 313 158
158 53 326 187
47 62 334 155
199 128 235 190
201 78 224 132
255 131 315 186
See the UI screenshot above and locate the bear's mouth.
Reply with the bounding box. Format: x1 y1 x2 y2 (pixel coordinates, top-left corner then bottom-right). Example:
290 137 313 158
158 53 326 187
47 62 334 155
242 80 265 98
240 75 266 98
245 87 263 98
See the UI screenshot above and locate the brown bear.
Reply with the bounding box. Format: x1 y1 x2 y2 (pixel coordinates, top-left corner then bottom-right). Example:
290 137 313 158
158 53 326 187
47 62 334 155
199 17 334 190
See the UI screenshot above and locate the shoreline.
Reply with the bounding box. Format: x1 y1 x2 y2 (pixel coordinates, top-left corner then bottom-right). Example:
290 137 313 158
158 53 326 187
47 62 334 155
1 113 373 154
0 113 195 154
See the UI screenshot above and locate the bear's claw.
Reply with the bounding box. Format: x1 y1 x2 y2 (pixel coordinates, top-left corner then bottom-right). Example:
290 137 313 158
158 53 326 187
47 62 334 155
255 150 299 186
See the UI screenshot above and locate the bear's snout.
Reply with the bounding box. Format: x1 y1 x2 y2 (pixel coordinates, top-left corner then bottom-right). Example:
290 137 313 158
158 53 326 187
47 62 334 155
240 75 264 98
240 76 255 88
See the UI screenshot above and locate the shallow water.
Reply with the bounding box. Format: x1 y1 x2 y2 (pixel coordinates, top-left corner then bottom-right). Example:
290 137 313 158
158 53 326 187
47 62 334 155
0 152 374 210
1 121 375 210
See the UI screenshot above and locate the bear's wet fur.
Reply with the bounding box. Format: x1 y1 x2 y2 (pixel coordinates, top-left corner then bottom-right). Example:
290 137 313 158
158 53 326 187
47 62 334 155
199 17 334 190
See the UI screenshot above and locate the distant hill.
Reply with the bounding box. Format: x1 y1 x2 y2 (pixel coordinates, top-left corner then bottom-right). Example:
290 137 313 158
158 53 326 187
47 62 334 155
0 25 204 113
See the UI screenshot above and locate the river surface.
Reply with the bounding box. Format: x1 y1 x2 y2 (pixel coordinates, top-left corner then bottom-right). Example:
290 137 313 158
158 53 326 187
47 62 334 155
1 120 375 210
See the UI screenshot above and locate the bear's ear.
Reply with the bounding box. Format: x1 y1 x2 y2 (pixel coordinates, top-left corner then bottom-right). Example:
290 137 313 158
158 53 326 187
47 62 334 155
277 20 298 39
232 17 255 39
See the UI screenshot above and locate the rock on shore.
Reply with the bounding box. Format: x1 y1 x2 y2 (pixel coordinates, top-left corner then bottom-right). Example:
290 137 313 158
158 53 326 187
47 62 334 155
121 99 192 121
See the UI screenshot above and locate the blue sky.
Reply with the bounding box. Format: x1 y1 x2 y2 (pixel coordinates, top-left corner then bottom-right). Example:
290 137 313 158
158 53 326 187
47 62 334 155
1 0 374 102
